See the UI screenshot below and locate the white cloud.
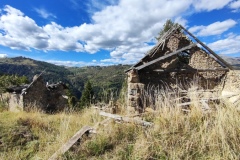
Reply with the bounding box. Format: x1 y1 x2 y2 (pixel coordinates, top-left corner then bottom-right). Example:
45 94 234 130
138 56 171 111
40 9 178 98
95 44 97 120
0 2 205 55
47 60 107 67
34 8 56 19
0 1 239 66
208 34 240 54
0 53 7 58
193 0 233 11
0 5 49 50
229 0 240 12
0 5 83 52
174 17 188 27
188 19 237 36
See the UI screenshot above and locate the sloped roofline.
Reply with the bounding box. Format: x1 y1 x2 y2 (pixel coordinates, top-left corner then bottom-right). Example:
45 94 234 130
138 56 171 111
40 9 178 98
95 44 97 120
125 25 233 73
21 70 45 95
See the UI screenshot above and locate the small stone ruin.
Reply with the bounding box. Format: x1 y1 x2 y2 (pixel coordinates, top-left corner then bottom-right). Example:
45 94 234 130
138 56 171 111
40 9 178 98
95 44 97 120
2 74 69 113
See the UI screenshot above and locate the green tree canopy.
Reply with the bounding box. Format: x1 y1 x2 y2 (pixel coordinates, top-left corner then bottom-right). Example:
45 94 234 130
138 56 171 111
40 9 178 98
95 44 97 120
79 81 93 108
0 75 29 93
156 19 178 41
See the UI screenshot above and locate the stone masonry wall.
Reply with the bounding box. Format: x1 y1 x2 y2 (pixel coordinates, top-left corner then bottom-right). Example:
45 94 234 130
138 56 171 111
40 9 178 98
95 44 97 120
23 76 48 110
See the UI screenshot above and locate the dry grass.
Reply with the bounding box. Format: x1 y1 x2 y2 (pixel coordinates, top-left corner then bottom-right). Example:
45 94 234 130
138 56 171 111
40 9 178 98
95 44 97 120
0 87 240 160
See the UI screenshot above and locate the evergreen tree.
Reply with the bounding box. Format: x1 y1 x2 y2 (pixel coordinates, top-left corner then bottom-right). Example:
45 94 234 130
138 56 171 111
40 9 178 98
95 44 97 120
66 88 78 108
79 81 93 108
156 19 178 41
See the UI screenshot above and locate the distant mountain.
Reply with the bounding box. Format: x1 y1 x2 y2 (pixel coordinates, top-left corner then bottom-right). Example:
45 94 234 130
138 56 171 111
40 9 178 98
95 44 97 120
221 56 240 69
0 56 72 80
0 57 130 99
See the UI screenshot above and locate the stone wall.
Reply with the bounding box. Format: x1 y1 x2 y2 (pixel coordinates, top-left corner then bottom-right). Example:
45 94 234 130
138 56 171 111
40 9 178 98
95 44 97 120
23 76 48 110
1 93 23 112
46 85 68 112
222 70 240 105
127 70 145 113
127 31 230 112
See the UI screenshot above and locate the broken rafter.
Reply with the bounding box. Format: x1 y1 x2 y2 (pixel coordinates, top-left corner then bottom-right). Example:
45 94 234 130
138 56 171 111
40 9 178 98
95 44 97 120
99 111 153 127
136 43 196 70
48 126 93 160
125 25 180 73
150 25 180 58
153 68 229 72
180 25 233 70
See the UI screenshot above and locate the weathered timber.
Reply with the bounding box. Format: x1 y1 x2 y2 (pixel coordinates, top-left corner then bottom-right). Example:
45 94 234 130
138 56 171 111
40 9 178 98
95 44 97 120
201 100 210 110
180 25 233 70
150 25 180 58
48 126 93 160
135 43 196 70
177 99 214 110
177 102 194 107
99 111 153 127
124 25 180 73
222 91 240 98
153 68 229 72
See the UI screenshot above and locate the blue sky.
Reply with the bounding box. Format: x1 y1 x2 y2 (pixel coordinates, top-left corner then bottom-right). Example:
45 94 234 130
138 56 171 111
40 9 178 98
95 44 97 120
0 0 239 67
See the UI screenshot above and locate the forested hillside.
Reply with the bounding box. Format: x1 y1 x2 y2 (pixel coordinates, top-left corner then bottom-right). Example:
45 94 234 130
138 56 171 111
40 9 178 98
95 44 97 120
0 57 130 100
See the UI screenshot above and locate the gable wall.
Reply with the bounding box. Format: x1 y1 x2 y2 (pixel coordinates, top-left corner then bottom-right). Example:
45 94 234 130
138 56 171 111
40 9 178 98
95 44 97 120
23 76 48 110
138 31 227 90
127 30 229 112
23 76 68 112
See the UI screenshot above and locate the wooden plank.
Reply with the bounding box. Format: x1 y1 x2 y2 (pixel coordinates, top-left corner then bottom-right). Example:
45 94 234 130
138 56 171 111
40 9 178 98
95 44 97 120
150 25 180 58
222 91 240 98
177 101 193 107
48 126 93 160
154 68 229 72
135 43 196 70
180 25 233 70
125 25 181 73
182 109 191 112
99 111 153 127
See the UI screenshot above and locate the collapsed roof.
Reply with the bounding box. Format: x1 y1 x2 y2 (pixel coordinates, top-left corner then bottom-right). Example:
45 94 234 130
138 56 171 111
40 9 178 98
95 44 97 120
126 25 232 73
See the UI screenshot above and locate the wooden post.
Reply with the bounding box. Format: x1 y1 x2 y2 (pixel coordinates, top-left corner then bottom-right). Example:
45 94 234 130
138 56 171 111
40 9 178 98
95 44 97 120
48 126 93 160
135 43 196 70
99 111 153 127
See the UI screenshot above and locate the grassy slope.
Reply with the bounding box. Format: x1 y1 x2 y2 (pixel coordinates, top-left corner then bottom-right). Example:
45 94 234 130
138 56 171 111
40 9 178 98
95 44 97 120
1 100 240 159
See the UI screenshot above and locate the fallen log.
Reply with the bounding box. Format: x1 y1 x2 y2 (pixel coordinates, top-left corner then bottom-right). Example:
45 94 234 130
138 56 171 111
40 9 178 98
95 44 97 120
99 111 153 127
48 126 93 160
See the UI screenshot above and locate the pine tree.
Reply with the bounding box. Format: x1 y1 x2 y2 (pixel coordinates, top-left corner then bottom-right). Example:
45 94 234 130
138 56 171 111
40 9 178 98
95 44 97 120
79 81 93 108
156 19 178 41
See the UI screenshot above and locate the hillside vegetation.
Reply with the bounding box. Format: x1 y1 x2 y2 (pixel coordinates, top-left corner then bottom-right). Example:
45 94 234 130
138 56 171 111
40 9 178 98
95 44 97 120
0 57 130 99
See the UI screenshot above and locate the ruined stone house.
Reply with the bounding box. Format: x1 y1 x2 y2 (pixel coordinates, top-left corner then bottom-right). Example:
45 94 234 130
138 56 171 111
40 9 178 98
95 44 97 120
126 25 240 112
2 74 69 112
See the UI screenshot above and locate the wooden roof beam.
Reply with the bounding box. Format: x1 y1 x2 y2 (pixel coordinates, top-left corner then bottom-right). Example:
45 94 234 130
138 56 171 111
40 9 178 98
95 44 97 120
179 25 233 70
135 43 196 70
153 68 229 73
